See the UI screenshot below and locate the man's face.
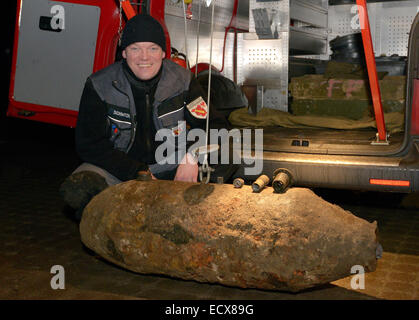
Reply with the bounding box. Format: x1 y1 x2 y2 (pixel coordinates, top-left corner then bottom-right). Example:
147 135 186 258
122 42 165 80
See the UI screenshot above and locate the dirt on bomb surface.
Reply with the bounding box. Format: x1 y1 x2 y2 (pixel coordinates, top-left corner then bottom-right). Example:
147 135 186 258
80 180 378 293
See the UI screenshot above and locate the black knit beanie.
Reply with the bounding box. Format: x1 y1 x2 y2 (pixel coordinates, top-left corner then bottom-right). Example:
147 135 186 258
120 14 166 52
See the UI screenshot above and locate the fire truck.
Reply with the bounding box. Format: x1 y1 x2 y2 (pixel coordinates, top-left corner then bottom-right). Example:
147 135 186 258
7 0 419 192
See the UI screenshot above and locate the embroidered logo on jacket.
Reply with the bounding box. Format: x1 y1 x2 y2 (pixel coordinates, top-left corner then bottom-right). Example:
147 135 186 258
113 110 130 119
107 104 131 123
187 97 208 119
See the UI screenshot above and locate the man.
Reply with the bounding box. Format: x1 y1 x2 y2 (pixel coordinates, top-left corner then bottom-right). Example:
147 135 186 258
60 14 208 220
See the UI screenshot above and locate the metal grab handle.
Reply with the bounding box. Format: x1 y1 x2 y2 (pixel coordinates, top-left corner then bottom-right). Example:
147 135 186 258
199 159 215 184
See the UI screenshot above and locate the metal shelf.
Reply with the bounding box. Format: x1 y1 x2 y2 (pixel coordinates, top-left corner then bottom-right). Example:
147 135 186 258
290 0 328 28
290 26 328 55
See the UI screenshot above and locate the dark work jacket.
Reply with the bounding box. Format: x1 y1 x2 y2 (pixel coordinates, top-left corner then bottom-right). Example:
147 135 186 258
75 59 207 182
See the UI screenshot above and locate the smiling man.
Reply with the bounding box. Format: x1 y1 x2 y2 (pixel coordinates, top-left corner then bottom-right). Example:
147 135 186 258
123 42 165 81
60 14 208 220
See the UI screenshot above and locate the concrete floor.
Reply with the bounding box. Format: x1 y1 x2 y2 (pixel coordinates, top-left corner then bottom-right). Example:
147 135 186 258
0 118 418 301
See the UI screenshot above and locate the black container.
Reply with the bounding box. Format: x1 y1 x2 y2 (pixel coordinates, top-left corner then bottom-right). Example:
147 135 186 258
330 33 363 50
330 33 365 63
314 32 407 76
375 56 407 76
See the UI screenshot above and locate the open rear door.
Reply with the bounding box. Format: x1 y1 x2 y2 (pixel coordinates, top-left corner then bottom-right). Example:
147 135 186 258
7 0 119 127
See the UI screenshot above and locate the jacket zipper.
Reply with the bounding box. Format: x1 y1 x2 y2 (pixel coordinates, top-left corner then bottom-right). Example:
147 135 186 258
145 93 152 154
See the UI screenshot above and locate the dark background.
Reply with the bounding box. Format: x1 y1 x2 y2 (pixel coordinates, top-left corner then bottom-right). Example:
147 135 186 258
1 1 17 142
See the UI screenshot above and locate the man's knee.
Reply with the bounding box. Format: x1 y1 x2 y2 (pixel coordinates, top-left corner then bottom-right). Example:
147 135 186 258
72 163 121 186
59 171 109 211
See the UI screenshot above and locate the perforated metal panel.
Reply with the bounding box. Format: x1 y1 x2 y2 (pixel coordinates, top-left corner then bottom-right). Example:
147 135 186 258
378 2 419 56
241 0 291 111
239 0 329 111
165 0 248 72
239 36 289 81
328 1 419 57
245 45 286 76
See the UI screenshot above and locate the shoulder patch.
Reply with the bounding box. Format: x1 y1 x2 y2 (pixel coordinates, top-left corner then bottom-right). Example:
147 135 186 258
187 97 208 119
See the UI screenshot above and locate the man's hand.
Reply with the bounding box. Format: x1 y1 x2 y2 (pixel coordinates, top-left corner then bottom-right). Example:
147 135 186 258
174 153 198 182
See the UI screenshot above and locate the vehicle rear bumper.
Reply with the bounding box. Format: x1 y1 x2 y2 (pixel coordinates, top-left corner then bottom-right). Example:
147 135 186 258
235 141 419 193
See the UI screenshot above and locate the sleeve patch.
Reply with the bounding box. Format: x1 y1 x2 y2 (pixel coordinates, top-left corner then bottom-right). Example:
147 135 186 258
186 96 208 119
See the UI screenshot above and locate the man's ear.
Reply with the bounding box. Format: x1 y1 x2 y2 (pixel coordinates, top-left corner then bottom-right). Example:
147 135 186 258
162 50 166 59
122 50 127 59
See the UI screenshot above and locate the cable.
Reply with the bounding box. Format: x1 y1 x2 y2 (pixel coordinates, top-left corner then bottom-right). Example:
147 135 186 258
195 0 202 78
182 0 190 69
200 0 216 184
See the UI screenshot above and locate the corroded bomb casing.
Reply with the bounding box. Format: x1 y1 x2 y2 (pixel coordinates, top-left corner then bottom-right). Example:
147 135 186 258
80 180 379 292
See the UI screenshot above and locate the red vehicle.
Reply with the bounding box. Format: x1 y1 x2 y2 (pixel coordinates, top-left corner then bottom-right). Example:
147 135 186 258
7 0 419 192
